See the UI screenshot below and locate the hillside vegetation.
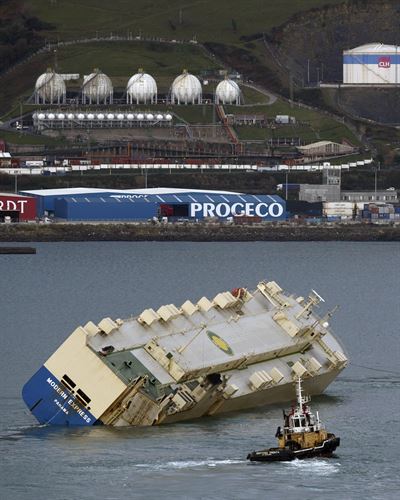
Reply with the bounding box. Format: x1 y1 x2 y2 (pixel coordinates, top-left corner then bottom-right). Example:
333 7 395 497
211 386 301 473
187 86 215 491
0 0 53 71
28 0 343 43
0 0 370 157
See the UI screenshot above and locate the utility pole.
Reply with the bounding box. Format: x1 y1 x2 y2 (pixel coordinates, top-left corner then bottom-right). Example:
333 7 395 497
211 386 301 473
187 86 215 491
53 49 58 71
285 169 289 200
289 72 294 108
19 100 23 134
374 161 380 200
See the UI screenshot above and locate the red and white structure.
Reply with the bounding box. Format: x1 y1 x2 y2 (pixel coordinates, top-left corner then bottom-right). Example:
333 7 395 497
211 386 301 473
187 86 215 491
0 193 36 222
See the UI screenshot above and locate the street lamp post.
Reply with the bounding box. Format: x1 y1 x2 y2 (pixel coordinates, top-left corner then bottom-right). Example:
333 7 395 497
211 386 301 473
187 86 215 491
285 168 289 200
373 161 380 201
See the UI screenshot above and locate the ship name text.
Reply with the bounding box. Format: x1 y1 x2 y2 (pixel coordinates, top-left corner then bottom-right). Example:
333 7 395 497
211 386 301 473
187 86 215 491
46 377 92 423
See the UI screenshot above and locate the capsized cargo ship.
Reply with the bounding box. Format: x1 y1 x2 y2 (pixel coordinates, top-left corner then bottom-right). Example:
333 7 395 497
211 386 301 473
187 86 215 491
22 281 348 426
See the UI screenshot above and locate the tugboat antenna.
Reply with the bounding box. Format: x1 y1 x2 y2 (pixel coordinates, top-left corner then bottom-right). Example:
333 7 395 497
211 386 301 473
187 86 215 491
296 376 303 407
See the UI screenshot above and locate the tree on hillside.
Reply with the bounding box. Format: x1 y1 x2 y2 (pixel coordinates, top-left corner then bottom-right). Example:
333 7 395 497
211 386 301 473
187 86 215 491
0 0 54 72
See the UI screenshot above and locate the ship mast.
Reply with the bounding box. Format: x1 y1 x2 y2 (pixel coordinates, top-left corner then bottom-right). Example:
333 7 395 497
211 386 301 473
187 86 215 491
296 376 304 409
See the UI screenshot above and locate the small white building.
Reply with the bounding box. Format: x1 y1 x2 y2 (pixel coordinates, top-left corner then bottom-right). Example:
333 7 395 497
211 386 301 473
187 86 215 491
297 141 355 157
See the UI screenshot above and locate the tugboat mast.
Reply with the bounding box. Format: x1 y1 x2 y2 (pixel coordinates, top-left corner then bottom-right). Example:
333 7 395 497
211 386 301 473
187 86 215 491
296 377 303 408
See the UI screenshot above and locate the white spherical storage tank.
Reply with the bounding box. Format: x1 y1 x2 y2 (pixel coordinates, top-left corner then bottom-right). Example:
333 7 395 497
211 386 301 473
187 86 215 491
126 69 157 104
35 69 66 104
343 43 400 84
82 69 113 104
171 70 202 104
215 78 241 104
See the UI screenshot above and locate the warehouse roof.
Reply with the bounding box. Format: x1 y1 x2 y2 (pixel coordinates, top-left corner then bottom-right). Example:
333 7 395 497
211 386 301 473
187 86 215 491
20 187 115 196
0 192 34 198
20 187 243 197
59 193 283 204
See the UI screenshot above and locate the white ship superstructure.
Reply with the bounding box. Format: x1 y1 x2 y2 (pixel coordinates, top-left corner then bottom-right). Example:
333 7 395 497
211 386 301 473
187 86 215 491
22 281 348 426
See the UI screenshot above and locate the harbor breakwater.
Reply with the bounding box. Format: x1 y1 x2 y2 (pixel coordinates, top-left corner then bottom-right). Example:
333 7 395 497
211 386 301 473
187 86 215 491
1 223 400 242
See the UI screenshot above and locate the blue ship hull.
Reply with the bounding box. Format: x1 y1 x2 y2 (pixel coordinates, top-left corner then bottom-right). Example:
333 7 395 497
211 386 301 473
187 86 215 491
22 366 97 426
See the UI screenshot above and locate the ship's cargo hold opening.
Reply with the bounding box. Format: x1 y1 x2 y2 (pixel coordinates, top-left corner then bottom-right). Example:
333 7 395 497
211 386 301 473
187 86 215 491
206 373 222 385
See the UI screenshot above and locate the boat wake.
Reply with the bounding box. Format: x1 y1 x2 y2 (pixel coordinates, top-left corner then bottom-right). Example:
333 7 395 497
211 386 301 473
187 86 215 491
134 458 245 470
284 458 340 476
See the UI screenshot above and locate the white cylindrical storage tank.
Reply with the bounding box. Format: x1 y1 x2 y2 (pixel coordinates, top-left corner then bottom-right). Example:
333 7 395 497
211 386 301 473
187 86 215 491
215 77 241 104
37 113 46 120
165 113 172 121
34 69 66 104
82 68 113 104
77 113 85 120
126 69 157 104
136 113 144 120
87 113 95 120
117 113 124 120
107 113 115 120
127 113 134 120
146 113 154 120
57 113 65 120
67 113 74 120
156 114 163 120
343 43 400 84
47 113 55 120
97 113 104 120
171 70 202 104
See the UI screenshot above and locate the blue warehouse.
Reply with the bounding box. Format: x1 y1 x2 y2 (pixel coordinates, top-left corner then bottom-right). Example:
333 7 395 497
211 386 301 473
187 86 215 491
20 188 286 222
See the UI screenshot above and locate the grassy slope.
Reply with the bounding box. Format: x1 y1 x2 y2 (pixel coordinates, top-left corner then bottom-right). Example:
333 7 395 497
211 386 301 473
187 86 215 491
28 0 344 43
53 42 221 77
0 0 358 148
227 99 361 145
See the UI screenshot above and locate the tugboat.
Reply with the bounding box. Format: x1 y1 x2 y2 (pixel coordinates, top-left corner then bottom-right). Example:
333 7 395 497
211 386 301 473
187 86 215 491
247 377 340 462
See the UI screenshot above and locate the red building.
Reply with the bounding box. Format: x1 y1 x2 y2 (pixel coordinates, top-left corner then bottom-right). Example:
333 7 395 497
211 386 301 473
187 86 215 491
0 193 36 222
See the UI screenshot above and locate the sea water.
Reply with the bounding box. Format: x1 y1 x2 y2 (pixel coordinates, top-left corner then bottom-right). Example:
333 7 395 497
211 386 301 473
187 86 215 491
1 242 399 499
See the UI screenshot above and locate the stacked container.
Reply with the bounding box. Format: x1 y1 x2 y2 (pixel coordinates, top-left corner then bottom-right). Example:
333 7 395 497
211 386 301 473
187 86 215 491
323 202 354 220
361 203 398 222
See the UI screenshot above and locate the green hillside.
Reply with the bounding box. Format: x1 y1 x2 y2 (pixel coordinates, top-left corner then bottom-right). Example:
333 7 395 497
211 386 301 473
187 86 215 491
0 0 363 154
28 0 343 43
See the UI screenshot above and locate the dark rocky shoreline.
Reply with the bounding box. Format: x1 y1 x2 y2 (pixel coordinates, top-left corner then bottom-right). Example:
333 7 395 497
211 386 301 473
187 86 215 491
1 223 400 242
